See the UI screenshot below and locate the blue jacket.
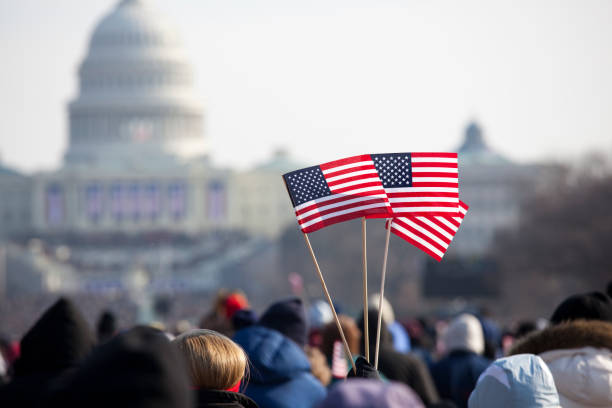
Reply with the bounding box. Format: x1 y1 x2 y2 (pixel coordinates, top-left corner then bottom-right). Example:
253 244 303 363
430 350 490 408
233 326 326 408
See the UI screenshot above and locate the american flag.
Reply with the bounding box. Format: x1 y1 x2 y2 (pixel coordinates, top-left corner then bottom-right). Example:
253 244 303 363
331 340 349 378
283 154 393 233
371 152 459 216
390 201 469 262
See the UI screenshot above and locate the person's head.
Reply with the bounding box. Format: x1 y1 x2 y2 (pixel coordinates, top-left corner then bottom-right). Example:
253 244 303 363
468 354 560 408
550 292 612 325
321 314 361 361
172 329 248 390
443 313 484 355
259 297 307 347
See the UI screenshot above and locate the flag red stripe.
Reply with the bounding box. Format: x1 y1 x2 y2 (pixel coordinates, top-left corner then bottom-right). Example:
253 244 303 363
331 182 385 194
411 162 458 168
298 198 388 224
411 152 458 158
301 208 391 233
393 219 447 253
390 227 443 262
411 182 459 188
326 174 380 188
295 190 385 216
392 202 458 208
410 217 452 245
320 154 372 170
387 191 459 198
324 165 377 179
410 172 459 178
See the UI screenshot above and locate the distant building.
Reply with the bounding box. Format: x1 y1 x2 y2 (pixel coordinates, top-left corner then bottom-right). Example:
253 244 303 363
449 122 557 256
0 161 31 240
19 0 298 240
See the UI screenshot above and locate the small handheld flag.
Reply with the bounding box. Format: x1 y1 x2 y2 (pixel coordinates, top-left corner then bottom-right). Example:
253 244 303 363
390 200 469 261
369 152 459 217
283 154 393 233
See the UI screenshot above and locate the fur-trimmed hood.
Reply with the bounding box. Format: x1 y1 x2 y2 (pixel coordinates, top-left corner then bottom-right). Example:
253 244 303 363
509 320 612 408
509 320 612 356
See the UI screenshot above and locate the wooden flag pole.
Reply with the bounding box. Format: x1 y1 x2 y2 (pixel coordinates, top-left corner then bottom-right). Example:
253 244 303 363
361 217 369 362
375 219 392 370
303 233 357 375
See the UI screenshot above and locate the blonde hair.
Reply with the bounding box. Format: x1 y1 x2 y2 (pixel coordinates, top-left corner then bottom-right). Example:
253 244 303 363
172 329 248 390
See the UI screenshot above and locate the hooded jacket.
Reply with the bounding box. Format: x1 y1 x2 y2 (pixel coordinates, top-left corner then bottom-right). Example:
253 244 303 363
430 314 490 408
195 389 259 408
359 309 439 406
42 325 193 408
233 325 326 408
468 354 561 408
510 320 612 408
0 297 95 408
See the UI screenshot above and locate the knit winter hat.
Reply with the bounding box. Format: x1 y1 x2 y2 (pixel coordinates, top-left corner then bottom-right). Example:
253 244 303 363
443 313 485 355
550 292 612 324
232 309 258 331
259 297 307 347
225 293 249 319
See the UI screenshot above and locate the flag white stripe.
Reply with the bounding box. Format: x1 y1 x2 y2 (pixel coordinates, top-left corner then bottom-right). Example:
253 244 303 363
435 216 459 232
325 169 378 183
321 160 373 174
329 177 382 191
296 194 387 220
401 218 449 248
385 187 459 193
411 157 458 164
393 206 459 213
391 223 445 258
300 202 389 228
389 196 457 203
412 177 459 183
414 216 454 240
294 188 382 211
411 167 459 173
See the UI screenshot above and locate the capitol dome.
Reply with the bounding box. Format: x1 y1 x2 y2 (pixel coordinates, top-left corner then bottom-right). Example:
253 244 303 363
65 0 205 168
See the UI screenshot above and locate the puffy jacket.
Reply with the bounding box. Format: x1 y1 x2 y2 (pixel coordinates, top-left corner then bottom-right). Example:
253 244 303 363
510 320 612 408
233 325 326 408
468 354 561 408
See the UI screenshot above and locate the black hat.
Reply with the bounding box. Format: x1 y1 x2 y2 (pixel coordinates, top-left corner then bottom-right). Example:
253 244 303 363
43 326 193 408
259 297 307 347
550 292 612 324
15 297 94 377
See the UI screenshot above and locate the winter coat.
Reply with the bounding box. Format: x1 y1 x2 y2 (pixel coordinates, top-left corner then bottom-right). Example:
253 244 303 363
468 354 561 408
43 326 193 408
233 325 326 408
195 389 259 408
359 309 440 406
0 298 95 408
510 320 612 408
431 314 490 408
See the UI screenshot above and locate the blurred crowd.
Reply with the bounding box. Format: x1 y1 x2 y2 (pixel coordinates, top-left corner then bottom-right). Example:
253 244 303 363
1 281 611 408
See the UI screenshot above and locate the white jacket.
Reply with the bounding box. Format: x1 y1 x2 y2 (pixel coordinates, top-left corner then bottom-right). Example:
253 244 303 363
540 347 612 408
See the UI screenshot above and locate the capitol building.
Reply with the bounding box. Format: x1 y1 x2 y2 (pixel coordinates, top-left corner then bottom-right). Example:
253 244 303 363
0 0 556 301
26 0 296 239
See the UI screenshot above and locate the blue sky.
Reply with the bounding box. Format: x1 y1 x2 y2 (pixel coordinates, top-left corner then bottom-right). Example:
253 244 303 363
1 0 611 172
